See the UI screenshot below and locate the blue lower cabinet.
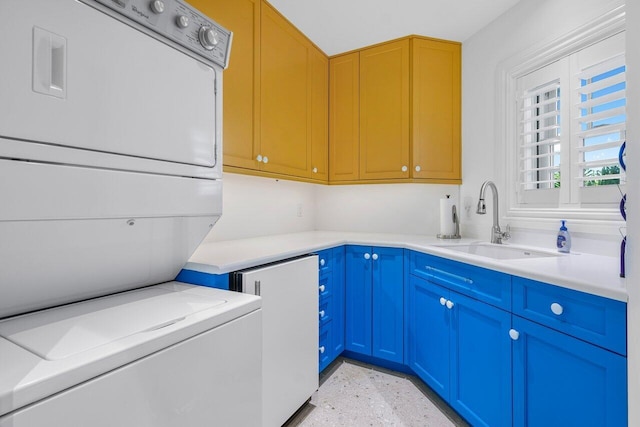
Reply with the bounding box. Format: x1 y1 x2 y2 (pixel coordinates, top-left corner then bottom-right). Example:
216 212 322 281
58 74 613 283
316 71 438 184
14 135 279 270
345 245 403 363
345 246 373 354
175 270 229 290
407 275 450 397
512 315 627 427
450 291 512 427
407 273 512 427
319 322 332 372
318 246 346 372
331 246 346 357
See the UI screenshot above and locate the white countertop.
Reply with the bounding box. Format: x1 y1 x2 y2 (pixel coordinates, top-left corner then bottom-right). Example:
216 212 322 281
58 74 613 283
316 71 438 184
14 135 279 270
185 231 627 302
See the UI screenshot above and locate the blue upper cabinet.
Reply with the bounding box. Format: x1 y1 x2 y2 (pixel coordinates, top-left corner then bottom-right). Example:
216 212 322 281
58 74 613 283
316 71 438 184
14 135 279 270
512 315 627 427
345 245 404 363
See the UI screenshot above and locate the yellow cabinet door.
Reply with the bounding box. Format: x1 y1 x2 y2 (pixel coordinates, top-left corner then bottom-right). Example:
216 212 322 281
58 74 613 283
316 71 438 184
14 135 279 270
411 38 461 181
310 47 328 182
359 39 410 180
188 0 261 170
329 52 360 182
260 3 312 177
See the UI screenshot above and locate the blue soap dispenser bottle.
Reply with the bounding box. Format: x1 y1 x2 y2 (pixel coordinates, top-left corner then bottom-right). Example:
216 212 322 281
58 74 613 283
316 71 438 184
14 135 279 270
557 220 571 253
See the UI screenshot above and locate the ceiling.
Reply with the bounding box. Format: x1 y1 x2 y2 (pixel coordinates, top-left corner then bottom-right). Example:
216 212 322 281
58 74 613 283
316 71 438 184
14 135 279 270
266 0 521 55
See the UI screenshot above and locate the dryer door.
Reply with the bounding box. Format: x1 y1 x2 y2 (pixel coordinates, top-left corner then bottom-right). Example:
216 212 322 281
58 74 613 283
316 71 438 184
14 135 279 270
0 0 218 170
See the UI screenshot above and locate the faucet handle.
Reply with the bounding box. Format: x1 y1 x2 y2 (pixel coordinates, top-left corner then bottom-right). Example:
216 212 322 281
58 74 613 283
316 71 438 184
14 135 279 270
502 224 511 241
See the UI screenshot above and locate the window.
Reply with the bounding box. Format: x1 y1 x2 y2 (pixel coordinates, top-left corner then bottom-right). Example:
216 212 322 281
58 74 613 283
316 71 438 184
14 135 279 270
512 31 625 214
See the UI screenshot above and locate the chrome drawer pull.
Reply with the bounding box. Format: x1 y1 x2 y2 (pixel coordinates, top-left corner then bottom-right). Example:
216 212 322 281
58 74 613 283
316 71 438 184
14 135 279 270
425 266 474 285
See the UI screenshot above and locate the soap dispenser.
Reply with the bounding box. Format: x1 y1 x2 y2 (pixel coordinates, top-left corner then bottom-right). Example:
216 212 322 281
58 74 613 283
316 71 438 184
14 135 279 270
556 220 571 253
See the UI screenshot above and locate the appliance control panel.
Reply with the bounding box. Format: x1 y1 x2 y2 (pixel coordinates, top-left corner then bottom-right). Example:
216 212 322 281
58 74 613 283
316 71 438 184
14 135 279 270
82 0 232 69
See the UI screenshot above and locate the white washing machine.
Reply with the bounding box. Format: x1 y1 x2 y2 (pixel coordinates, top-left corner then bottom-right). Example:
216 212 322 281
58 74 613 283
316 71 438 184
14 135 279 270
0 0 262 425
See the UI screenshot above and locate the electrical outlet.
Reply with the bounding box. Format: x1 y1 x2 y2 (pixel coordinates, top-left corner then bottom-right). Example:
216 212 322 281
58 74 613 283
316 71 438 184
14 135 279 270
296 203 303 217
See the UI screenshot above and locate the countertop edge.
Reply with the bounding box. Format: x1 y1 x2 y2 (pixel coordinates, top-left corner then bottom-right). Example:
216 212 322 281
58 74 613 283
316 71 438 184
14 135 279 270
183 232 628 302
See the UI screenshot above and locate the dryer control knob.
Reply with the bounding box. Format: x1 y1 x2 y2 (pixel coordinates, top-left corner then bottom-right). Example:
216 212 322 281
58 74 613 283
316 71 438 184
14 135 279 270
199 26 218 50
150 0 165 14
176 15 190 29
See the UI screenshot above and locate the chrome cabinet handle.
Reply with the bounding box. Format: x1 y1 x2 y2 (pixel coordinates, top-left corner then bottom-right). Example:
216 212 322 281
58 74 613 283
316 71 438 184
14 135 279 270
364 253 371 260
425 266 473 285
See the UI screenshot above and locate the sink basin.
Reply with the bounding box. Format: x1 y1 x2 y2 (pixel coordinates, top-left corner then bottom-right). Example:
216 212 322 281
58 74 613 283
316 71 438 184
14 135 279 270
435 243 560 260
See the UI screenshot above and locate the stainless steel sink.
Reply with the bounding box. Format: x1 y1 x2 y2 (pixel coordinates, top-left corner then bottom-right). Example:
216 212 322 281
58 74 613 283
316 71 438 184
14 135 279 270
434 243 561 260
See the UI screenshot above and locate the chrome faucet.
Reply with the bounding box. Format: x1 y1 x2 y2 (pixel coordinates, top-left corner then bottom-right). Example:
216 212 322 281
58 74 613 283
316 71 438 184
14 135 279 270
476 180 510 244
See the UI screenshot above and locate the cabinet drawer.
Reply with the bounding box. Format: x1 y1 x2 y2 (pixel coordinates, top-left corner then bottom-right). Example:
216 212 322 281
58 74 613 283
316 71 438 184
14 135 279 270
319 271 332 300
319 297 332 326
317 249 332 275
409 250 511 310
513 277 626 355
319 322 332 371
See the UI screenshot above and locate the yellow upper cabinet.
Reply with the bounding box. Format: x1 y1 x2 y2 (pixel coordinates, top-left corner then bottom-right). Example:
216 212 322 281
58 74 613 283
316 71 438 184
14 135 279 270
329 52 359 182
260 3 312 177
411 38 461 182
327 36 460 184
310 48 329 181
359 39 411 180
188 0 261 170
191 0 328 183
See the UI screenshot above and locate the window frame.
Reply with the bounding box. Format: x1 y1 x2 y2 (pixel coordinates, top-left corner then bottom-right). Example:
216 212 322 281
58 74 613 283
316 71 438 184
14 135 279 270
496 5 626 231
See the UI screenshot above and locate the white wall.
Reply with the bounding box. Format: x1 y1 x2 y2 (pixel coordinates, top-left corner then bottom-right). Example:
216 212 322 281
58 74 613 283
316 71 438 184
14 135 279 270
315 183 460 235
461 0 624 254
209 173 460 240
203 173 317 242
625 1 638 424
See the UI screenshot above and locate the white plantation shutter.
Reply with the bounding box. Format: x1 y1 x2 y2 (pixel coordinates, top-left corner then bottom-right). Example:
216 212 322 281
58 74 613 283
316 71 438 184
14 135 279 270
512 31 625 210
574 54 626 188
519 80 561 190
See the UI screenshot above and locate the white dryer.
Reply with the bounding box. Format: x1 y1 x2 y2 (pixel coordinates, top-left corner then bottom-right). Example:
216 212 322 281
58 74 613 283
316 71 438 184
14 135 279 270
0 0 261 425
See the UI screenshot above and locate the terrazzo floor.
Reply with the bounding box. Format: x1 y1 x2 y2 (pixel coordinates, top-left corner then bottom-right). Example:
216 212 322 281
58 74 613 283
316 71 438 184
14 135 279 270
285 359 469 427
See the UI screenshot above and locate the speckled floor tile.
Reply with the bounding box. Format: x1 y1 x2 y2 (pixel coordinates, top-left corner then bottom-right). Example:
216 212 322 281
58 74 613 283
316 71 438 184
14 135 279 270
293 361 457 427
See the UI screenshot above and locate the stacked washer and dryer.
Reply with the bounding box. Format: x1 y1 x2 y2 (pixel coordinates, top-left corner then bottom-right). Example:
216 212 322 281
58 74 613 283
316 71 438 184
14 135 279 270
0 0 262 425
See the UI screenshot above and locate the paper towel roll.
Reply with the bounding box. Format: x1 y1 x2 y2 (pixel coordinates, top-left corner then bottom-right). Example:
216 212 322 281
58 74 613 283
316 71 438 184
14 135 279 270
439 197 456 236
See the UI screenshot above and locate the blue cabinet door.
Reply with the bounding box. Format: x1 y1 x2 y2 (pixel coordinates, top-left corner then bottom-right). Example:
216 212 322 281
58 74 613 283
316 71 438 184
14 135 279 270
331 246 346 357
407 274 450 398
372 247 404 363
513 316 627 427
450 291 512 427
345 245 373 355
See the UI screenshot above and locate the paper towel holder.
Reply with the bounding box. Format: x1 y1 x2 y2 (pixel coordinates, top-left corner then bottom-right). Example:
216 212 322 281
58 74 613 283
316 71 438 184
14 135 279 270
437 203 461 240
